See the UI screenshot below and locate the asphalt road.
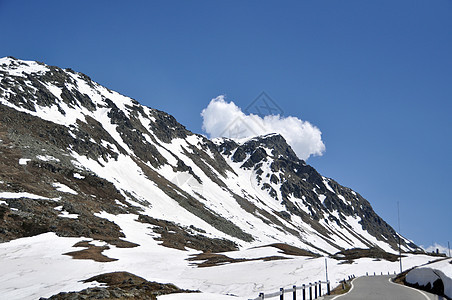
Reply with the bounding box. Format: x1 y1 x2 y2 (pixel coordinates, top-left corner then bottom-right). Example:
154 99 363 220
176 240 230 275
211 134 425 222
323 275 442 300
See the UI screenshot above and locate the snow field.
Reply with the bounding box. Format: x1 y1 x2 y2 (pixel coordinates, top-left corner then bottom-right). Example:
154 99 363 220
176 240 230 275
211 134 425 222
0 211 436 300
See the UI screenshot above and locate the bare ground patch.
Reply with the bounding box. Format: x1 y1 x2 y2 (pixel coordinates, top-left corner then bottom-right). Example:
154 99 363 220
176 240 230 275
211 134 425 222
138 214 238 252
257 243 319 257
64 241 117 262
331 247 401 263
187 252 289 268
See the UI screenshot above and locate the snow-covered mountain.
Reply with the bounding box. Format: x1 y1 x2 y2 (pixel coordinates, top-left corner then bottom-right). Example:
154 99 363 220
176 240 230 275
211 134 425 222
0 56 417 253
0 56 428 298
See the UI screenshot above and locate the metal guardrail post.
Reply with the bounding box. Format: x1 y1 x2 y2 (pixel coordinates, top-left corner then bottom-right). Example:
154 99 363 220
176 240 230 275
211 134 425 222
251 279 335 300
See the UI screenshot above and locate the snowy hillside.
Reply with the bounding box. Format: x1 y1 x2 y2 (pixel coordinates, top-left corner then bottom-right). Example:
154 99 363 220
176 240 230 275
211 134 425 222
0 222 435 299
0 56 429 299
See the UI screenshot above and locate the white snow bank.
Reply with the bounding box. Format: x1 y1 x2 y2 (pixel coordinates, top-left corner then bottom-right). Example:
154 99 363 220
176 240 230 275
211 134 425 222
406 258 452 298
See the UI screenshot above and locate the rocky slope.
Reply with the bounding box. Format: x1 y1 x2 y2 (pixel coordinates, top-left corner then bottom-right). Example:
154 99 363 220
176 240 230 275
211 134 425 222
0 56 418 257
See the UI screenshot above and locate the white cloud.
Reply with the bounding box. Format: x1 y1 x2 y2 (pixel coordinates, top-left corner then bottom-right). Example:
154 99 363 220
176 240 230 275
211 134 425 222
201 95 326 161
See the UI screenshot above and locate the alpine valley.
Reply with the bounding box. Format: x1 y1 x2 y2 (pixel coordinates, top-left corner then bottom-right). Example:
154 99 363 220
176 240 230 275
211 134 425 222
0 57 435 300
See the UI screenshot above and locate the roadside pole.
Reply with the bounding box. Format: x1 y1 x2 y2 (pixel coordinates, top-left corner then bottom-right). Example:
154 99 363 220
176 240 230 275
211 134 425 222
398 201 402 273
325 258 329 283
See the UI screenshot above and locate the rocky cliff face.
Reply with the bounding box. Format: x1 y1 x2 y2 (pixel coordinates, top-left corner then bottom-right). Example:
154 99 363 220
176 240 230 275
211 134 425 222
0 56 418 255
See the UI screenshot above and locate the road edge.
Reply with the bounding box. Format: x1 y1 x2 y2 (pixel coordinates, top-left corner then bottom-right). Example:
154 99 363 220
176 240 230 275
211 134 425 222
388 277 431 300
330 277 357 300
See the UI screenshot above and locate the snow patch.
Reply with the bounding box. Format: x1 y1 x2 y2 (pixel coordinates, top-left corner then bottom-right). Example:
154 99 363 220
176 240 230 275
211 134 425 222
58 211 79 219
52 182 78 195
19 158 31 165
322 177 335 194
36 155 60 162
0 192 58 201
337 194 347 204
73 173 85 179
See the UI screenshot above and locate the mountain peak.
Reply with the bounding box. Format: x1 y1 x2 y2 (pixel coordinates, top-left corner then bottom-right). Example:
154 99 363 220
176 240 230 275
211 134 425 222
0 56 48 77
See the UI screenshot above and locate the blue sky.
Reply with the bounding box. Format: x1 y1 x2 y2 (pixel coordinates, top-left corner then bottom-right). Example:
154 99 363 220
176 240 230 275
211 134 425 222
1 0 451 251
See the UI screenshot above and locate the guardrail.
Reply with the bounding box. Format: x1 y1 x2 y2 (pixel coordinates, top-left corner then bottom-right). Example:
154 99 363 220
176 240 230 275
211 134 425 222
249 280 332 300
367 271 397 276
249 270 398 300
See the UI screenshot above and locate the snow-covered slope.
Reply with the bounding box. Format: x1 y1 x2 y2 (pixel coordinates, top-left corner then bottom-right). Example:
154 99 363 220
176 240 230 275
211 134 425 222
0 224 434 299
0 56 428 299
0 56 416 254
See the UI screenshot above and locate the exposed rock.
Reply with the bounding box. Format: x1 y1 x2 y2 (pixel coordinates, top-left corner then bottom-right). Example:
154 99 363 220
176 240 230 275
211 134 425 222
40 272 197 300
138 214 238 252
